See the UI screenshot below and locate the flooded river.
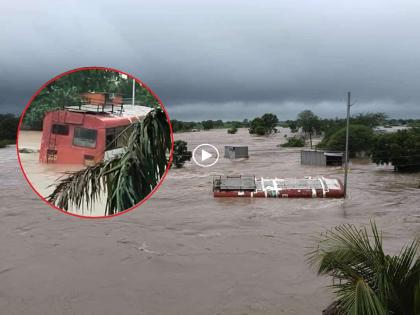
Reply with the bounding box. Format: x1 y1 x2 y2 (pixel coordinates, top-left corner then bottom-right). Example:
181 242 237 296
1 128 419 314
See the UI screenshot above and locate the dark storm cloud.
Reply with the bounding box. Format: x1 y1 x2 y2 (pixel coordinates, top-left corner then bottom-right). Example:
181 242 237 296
1 0 420 120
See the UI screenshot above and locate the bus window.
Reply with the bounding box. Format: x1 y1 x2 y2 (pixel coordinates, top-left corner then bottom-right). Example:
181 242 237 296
52 124 69 135
106 126 129 150
73 127 97 148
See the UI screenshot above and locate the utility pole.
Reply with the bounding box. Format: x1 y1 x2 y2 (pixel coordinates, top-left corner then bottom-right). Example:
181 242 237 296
343 91 351 198
132 78 136 107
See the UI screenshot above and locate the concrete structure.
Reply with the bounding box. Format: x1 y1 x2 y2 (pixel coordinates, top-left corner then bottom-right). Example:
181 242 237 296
224 145 249 159
301 150 343 167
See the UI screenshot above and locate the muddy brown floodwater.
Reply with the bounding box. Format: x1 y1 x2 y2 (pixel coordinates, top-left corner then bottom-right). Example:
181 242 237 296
1 128 419 315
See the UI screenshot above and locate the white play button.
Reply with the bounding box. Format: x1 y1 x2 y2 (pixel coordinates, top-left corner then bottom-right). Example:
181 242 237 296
201 149 212 161
192 144 220 167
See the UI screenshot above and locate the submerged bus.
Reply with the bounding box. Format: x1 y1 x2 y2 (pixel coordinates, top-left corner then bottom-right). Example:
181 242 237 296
39 92 151 165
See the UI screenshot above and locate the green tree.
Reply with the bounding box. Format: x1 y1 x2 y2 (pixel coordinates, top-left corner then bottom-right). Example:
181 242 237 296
202 120 214 130
308 222 419 315
23 87 81 130
286 120 298 133
170 120 183 132
318 113 387 146
254 125 266 135
117 78 159 107
372 128 420 172
249 118 263 135
230 121 242 128
227 126 238 134
261 113 279 134
319 124 374 158
171 120 198 132
47 108 171 216
22 69 158 130
0 114 19 144
297 110 320 149
319 118 346 139
213 120 224 128
351 112 387 128
249 113 279 135
173 140 192 168
281 137 305 147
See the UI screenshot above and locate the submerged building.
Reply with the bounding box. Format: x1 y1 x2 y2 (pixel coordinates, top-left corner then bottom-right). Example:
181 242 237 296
301 150 344 167
224 145 249 159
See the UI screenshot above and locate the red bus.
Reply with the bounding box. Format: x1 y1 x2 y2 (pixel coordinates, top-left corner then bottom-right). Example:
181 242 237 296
39 93 151 164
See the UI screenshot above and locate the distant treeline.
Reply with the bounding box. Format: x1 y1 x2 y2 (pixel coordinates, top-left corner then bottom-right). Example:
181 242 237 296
172 111 420 171
22 69 159 130
3 107 420 171
172 113 420 134
284 111 420 171
0 114 19 148
171 119 251 132
281 111 397 156
172 114 280 135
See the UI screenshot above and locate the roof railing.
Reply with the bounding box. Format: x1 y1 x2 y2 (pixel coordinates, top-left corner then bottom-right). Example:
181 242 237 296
64 102 125 115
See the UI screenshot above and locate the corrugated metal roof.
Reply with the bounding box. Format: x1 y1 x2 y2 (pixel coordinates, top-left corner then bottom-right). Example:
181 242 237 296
218 175 256 190
215 175 342 192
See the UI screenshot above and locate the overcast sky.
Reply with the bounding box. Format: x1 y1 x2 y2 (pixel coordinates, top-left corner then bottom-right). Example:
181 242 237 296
1 0 420 120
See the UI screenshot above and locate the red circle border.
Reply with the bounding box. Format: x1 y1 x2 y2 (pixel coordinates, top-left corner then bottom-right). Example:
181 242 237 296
16 66 174 219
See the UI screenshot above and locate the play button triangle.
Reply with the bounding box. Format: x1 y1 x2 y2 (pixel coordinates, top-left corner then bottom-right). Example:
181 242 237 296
192 144 219 167
201 149 212 161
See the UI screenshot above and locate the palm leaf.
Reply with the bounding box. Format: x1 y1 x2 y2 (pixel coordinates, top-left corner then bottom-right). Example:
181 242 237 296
308 221 419 315
387 240 420 314
334 278 386 315
47 108 172 215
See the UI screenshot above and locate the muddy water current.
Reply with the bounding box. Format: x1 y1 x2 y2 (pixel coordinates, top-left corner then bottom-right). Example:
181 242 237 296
1 128 419 314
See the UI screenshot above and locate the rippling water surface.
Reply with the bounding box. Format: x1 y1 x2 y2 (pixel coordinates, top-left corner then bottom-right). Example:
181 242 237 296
1 128 419 315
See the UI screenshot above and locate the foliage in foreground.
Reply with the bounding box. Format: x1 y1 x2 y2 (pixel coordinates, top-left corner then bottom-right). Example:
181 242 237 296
308 222 419 315
47 108 172 215
173 140 192 168
281 137 305 147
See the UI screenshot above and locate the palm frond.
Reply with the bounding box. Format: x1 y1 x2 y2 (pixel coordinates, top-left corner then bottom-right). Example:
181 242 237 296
47 108 172 215
334 278 386 315
387 240 420 314
307 222 386 281
308 221 419 315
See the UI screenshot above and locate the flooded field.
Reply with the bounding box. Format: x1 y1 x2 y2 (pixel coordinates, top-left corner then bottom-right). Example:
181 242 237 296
1 128 419 315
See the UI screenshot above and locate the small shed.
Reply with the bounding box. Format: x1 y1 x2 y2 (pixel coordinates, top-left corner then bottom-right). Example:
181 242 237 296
224 145 249 159
301 150 343 167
